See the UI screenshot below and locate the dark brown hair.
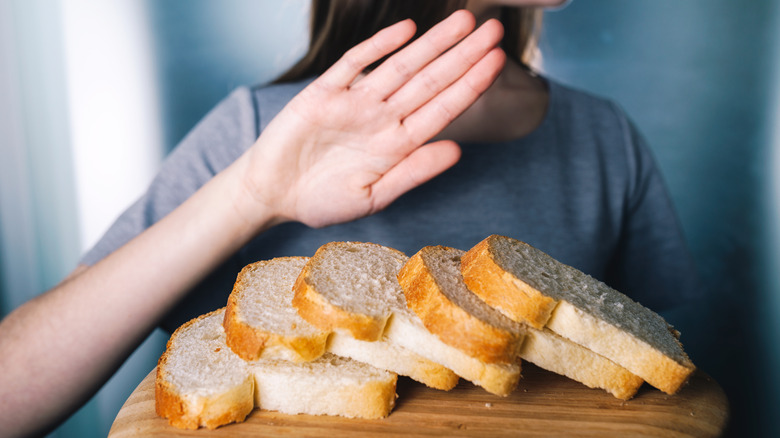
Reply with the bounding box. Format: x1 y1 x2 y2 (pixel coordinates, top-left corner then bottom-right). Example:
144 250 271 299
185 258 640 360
274 0 542 83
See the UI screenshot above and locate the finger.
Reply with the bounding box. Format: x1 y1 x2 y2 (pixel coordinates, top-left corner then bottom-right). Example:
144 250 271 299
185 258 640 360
387 18 504 120
370 140 461 213
353 10 476 100
316 19 417 90
402 47 506 146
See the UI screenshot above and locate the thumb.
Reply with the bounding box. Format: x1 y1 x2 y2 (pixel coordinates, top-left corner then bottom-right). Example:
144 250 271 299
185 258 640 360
369 140 461 213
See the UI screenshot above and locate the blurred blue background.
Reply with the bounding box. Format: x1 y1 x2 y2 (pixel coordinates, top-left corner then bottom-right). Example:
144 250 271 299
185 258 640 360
1 0 778 436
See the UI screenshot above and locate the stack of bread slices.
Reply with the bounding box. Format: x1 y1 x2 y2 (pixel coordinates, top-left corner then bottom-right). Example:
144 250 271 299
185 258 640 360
155 235 695 430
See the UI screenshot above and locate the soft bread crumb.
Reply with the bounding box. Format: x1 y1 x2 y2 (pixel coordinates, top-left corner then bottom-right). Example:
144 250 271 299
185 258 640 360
251 353 397 419
304 242 409 318
234 258 321 337
156 309 254 430
164 311 250 395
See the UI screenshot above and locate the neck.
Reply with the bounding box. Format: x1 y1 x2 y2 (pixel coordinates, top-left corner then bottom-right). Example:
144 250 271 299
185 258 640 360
435 59 549 144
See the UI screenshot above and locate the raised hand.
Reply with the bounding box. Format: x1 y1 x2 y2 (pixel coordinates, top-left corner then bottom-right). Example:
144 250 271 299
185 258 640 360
241 10 505 228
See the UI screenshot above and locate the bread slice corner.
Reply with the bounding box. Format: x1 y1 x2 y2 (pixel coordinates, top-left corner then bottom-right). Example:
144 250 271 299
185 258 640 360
398 245 525 365
520 327 644 400
461 235 559 329
223 257 329 362
155 309 254 430
548 299 694 395
292 242 407 341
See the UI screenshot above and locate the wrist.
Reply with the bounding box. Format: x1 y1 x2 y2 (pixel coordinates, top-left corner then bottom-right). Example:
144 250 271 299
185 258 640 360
227 151 290 234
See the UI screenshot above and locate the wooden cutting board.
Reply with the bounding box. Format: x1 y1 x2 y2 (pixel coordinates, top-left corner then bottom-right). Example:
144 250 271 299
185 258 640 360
108 364 728 437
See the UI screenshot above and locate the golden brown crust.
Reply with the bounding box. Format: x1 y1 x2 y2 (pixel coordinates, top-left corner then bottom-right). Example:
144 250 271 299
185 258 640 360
408 360 460 391
615 338 693 395
292 260 387 341
461 236 558 329
519 328 644 400
398 248 523 364
600 373 644 400
223 277 328 362
641 328 695 395
547 301 695 395
155 352 196 429
651 361 694 395
223 292 270 360
475 362 522 397
155 370 197 429
355 377 398 419
155 310 254 430
155 373 254 430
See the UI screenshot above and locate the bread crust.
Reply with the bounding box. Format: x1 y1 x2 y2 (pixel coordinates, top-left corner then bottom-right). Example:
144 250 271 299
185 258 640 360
461 236 558 329
155 310 254 430
155 367 254 430
520 328 644 400
292 249 389 341
356 379 399 419
223 266 329 362
398 247 523 364
548 301 695 395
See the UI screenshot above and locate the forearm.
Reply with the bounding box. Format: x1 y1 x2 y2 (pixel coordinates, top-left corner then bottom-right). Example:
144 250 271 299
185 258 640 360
0 153 273 437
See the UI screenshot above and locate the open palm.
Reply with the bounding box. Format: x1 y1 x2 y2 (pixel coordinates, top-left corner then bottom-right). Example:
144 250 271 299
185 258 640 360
243 11 505 228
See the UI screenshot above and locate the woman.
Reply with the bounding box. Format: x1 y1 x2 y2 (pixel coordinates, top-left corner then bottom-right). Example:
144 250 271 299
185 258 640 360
0 1 698 436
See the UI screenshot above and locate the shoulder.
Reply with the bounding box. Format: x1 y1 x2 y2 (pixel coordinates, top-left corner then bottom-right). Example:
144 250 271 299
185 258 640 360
167 86 260 171
545 78 632 133
543 78 650 175
172 78 310 156
251 78 315 131
160 79 313 179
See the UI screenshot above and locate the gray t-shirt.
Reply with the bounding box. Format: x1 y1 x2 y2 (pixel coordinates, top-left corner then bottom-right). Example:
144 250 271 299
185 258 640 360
81 77 700 332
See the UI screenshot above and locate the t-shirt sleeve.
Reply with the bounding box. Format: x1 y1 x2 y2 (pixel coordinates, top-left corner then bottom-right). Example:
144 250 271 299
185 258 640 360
79 87 259 266
605 112 703 311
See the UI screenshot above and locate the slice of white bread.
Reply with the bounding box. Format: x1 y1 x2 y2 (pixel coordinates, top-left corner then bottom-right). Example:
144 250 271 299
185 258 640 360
156 308 398 428
398 245 643 399
397 245 525 365
223 257 329 362
156 309 254 429
251 353 397 419
293 241 410 342
461 234 695 394
292 241 459 391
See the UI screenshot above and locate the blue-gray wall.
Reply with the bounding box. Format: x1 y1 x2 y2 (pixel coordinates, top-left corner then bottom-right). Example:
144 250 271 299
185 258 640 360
146 0 308 153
